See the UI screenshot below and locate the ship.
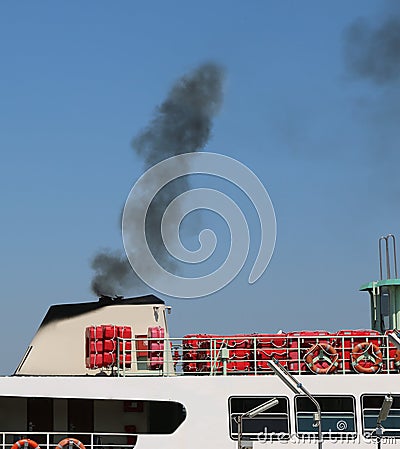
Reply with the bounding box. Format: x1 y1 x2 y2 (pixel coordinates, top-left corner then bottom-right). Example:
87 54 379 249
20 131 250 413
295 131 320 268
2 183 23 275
2 235 400 449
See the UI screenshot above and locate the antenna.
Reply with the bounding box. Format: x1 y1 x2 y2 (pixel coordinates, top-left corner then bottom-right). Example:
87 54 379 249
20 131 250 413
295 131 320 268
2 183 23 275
379 235 397 280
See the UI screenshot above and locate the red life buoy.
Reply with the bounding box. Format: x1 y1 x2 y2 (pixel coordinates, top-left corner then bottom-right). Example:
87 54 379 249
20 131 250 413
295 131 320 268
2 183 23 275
56 438 86 449
304 343 339 374
11 440 40 449
351 341 383 374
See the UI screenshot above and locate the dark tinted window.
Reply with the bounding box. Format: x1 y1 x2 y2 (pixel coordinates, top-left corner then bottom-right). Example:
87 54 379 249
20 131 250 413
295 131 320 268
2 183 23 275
362 395 400 438
229 396 289 441
295 396 356 438
0 397 186 435
148 401 186 433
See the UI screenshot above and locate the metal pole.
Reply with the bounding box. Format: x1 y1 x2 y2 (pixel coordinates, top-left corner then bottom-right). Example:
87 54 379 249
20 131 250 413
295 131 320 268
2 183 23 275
237 415 242 449
116 337 120 377
221 346 228 376
236 399 278 449
299 383 322 449
388 234 398 278
268 359 322 449
375 426 383 449
280 369 322 449
253 337 257 376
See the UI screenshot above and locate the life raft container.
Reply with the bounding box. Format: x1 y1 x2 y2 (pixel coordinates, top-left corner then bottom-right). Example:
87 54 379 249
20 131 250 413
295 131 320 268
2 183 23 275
11 439 40 449
56 438 86 449
304 342 339 374
148 326 164 369
351 342 383 374
395 350 400 370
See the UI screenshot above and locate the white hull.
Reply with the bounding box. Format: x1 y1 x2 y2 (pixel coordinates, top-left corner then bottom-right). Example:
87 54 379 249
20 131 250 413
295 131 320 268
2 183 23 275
0 374 398 448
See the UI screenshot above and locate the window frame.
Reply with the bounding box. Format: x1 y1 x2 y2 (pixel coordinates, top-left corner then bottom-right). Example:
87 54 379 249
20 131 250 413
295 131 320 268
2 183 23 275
361 394 400 439
294 394 357 440
228 395 290 442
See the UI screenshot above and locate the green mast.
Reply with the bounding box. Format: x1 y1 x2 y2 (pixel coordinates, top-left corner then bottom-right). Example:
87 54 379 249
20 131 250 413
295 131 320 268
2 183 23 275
360 235 400 333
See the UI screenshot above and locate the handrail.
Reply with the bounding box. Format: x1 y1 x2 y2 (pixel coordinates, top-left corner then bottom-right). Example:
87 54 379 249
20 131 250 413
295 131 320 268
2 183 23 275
0 432 136 449
110 332 400 377
379 234 398 280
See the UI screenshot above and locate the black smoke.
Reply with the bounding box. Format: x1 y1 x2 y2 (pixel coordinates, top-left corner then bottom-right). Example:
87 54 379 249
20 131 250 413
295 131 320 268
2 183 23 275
133 62 224 166
91 63 225 296
91 251 133 297
342 9 400 202
344 16 400 85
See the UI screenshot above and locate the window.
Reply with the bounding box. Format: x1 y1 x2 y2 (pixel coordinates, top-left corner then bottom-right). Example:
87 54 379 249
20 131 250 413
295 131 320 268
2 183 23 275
362 395 400 438
0 397 186 435
295 395 356 439
379 288 390 331
229 396 290 441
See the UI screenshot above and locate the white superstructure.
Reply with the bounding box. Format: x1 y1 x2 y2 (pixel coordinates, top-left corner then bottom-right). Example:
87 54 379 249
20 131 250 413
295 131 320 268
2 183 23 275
2 236 400 449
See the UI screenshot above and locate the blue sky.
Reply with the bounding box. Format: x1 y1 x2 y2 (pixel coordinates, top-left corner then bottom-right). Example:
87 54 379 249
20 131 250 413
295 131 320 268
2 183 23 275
1 1 399 374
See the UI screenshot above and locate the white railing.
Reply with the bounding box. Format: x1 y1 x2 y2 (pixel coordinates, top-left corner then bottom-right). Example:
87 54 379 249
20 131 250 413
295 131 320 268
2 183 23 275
0 432 136 449
113 332 399 377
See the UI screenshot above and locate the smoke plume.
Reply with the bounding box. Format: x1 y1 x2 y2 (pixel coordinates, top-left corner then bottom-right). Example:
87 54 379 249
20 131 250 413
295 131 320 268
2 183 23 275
91 63 225 296
134 62 225 166
344 16 400 85
342 9 400 202
91 251 134 297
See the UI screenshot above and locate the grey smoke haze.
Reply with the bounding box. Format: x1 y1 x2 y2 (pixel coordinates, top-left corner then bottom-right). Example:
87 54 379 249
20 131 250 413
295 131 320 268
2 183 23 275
342 11 400 197
91 63 225 296
344 16 400 85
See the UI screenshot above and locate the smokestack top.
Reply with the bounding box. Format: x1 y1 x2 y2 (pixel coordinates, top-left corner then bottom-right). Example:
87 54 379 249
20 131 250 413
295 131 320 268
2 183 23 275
41 294 166 328
98 294 125 304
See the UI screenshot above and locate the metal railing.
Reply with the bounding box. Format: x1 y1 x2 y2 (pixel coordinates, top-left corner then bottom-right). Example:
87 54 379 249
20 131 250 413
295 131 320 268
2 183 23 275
113 333 400 377
379 234 398 280
0 432 135 449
